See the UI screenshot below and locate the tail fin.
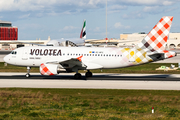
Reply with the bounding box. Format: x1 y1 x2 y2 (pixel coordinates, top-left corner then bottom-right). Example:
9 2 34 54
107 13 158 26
137 16 173 52
80 19 86 39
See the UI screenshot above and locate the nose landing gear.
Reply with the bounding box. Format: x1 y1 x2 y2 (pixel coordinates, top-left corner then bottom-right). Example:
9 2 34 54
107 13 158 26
25 66 31 78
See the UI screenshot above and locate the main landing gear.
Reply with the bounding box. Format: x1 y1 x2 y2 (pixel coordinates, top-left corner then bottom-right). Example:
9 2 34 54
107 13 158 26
74 73 82 79
25 66 31 78
85 70 92 78
74 70 93 79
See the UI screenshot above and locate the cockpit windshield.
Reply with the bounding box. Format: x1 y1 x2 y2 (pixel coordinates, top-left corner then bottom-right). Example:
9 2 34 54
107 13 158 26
11 51 17 55
46 44 54 46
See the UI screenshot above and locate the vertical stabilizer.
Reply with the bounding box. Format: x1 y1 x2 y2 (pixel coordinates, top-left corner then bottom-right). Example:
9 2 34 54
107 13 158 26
137 16 173 52
80 19 86 39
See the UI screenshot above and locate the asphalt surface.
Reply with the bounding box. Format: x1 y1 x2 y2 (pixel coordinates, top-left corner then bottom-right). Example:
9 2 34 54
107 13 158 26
0 73 180 90
0 73 180 81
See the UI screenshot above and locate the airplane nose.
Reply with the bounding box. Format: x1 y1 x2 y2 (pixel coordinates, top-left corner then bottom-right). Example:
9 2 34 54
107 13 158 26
3 55 9 63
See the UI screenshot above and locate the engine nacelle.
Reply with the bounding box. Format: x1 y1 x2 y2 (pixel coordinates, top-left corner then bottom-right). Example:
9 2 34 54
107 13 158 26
40 63 58 76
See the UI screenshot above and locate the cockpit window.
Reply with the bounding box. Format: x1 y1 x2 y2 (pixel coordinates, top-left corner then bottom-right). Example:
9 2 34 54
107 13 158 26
46 44 54 46
11 51 17 55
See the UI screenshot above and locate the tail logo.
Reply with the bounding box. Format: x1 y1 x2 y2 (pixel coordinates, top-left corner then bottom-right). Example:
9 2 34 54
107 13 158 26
138 16 173 52
80 19 86 39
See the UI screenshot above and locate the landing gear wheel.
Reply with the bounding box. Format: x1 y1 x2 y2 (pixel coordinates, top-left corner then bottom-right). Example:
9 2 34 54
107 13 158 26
85 71 92 78
26 66 31 78
74 73 82 79
26 74 30 78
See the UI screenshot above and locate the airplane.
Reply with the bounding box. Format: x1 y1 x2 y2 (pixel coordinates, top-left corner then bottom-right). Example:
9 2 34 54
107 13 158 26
46 19 87 47
4 16 176 79
46 19 136 47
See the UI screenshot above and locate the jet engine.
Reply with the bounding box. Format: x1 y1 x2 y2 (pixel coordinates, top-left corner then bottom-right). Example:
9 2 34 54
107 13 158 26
40 63 58 76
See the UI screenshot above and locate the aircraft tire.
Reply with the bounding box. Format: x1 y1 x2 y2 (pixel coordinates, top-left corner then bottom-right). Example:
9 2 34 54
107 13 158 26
74 73 82 79
85 72 92 78
25 74 30 78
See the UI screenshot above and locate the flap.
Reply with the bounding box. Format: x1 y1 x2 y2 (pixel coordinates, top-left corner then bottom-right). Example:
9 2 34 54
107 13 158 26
45 56 86 69
85 62 103 69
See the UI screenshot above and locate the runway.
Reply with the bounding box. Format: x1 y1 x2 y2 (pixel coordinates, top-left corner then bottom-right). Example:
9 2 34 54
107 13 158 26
0 73 180 90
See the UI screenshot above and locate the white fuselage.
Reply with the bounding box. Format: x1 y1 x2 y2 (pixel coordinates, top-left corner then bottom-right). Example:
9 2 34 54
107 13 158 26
4 46 148 70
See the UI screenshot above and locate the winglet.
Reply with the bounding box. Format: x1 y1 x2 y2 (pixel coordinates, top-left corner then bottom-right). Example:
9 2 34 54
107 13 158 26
77 55 83 62
80 19 86 39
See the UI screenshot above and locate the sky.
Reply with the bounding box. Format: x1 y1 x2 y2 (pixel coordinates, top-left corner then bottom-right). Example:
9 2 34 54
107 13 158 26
0 0 180 40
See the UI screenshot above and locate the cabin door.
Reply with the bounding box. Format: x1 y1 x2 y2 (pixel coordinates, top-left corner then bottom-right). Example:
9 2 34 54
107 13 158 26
22 48 28 60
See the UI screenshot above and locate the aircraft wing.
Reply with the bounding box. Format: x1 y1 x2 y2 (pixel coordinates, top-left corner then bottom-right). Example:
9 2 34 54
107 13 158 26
45 56 86 70
60 58 103 70
16 41 46 46
45 56 103 70
60 57 86 69
85 39 140 47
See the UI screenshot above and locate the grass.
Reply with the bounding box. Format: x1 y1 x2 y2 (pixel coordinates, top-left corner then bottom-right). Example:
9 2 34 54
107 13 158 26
0 88 180 119
0 62 180 74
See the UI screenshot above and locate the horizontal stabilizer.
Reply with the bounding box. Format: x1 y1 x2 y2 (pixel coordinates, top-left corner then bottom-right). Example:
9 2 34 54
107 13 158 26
147 50 176 61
